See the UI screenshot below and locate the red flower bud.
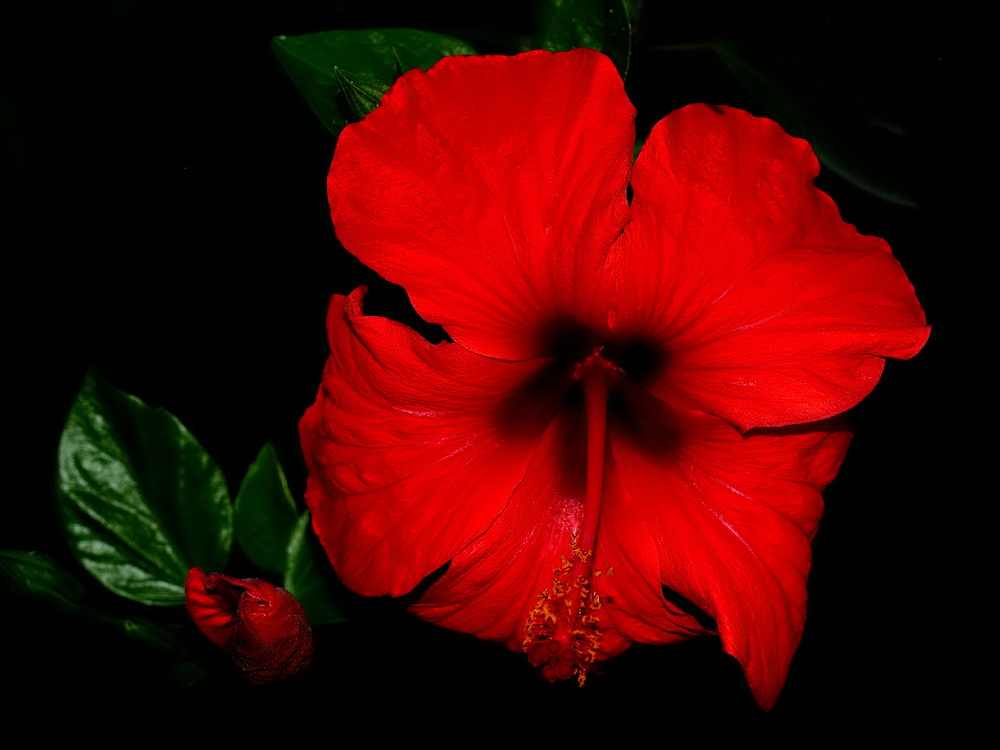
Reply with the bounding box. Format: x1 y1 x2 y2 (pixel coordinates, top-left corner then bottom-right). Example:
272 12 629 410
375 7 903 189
185 568 313 684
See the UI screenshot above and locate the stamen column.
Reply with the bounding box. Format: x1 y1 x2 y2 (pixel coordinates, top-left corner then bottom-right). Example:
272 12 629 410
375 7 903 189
577 350 612 554
523 349 614 684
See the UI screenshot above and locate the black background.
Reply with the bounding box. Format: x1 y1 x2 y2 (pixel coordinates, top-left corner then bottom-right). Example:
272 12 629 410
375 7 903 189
3 1 968 740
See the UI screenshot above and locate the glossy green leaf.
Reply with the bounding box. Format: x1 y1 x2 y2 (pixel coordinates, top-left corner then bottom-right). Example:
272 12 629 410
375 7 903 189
284 512 347 625
0 550 85 612
234 444 299 575
273 28 477 135
56 375 232 606
539 0 634 78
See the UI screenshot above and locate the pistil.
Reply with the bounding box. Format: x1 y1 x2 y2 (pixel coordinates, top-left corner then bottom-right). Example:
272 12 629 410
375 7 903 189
523 349 614 685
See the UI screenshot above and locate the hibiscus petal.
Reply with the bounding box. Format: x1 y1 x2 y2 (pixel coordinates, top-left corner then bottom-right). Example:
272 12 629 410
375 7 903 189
608 104 928 429
410 407 587 648
603 385 851 709
299 288 557 597
184 567 238 648
328 49 634 361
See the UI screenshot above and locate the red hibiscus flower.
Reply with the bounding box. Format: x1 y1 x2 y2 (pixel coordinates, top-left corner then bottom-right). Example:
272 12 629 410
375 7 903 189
300 49 928 709
185 568 313 684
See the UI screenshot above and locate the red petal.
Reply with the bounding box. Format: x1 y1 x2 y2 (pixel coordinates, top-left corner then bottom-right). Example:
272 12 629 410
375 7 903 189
602 385 851 709
328 49 634 360
300 288 556 597
410 408 586 648
184 567 238 648
607 104 929 429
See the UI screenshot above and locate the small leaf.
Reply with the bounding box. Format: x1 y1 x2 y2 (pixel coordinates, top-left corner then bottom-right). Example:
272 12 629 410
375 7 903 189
273 28 477 135
0 550 85 612
234 444 299 575
56 374 232 606
284 513 347 625
539 0 634 79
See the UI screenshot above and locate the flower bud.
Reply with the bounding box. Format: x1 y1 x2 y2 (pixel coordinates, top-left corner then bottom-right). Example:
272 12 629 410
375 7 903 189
185 568 313 684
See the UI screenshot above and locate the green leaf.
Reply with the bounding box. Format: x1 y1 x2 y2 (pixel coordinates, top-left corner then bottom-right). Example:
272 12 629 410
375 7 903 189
0 550 85 612
234 444 299 575
284 512 346 625
56 374 232 606
539 0 634 79
334 68 392 122
273 28 477 135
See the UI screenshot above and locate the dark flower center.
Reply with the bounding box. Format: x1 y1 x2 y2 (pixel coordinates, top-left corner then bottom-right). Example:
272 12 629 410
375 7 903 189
500 320 678 458
542 320 666 386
